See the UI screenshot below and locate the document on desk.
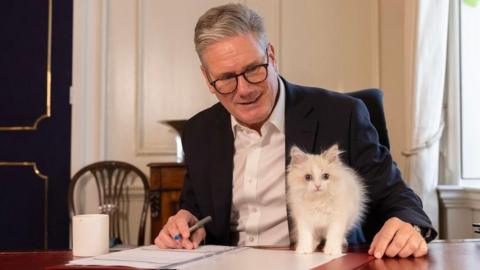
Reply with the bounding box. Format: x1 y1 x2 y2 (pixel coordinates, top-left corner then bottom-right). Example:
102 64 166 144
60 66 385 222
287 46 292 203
69 245 240 269
69 245 344 270
179 248 344 270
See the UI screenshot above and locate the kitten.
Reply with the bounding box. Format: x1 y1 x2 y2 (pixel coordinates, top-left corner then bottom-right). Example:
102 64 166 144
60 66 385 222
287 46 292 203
286 144 366 255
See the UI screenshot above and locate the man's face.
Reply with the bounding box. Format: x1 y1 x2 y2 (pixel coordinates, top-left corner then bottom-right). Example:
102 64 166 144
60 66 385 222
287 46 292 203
200 33 278 131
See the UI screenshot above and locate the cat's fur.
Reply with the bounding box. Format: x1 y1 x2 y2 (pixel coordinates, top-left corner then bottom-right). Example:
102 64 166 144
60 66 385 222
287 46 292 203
286 144 366 255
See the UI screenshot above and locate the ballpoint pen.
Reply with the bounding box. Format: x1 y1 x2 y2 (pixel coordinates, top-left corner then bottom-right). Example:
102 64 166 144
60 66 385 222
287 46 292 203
173 216 212 241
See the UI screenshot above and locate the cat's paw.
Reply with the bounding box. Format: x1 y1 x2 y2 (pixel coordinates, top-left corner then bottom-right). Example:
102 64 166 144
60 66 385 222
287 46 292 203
323 244 343 255
295 245 315 254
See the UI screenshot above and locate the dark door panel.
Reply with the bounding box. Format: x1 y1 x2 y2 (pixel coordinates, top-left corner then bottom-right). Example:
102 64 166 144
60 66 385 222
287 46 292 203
0 164 47 250
0 0 72 250
0 0 48 129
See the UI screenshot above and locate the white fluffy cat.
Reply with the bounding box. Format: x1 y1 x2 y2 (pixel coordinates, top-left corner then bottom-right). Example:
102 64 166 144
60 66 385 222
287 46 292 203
287 144 366 255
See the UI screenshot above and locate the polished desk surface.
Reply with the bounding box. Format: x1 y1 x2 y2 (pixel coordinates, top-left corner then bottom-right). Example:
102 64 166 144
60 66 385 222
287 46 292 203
0 239 478 270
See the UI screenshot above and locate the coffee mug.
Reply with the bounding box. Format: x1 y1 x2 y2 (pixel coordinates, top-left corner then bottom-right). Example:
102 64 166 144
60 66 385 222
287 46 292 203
72 214 109 257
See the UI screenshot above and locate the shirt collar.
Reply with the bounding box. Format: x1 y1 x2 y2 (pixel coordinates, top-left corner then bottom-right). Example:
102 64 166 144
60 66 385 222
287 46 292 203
231 77 286 135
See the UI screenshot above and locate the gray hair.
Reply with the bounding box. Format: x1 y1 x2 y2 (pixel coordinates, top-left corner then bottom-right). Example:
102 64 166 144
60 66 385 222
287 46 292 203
194 3 268 63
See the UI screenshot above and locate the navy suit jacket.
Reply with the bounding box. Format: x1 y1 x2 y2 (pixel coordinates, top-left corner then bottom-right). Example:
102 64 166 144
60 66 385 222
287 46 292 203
179 77 437 245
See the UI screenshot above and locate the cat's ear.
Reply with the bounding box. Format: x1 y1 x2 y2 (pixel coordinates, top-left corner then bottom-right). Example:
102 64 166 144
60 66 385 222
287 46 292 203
290 146 307 165
324 144 342 163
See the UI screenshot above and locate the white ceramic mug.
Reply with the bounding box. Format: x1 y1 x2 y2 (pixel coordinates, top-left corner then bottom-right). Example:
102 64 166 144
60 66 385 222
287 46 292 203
72 214 109 257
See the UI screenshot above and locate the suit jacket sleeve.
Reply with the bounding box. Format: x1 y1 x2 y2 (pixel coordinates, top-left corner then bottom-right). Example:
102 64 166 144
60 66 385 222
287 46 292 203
348 98 437 242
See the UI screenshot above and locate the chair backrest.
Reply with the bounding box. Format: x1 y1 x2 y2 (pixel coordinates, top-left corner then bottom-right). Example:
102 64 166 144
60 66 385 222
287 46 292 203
346 89 391 243
346 89 390 149
68 161 149 246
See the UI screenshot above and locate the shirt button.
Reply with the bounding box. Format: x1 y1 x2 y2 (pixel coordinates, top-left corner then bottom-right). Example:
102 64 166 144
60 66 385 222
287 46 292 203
249 236 255 242
252 207 257 213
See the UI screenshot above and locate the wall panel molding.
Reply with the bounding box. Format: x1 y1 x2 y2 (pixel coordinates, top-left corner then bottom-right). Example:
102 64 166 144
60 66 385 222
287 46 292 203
71 0 110 173
134 1 244 156
437 185 480 239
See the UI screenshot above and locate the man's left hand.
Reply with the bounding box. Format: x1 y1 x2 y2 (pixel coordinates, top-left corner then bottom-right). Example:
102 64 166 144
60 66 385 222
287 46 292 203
368 217 428 258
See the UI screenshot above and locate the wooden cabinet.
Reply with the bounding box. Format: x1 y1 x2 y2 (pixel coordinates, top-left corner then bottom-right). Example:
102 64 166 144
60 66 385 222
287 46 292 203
148 162 185 243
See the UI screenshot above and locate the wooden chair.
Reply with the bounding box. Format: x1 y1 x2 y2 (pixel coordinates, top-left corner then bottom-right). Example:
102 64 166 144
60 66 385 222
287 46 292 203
68 161 149 246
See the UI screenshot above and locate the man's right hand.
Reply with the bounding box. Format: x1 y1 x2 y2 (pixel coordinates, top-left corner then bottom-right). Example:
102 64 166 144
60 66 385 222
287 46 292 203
154 209 206 249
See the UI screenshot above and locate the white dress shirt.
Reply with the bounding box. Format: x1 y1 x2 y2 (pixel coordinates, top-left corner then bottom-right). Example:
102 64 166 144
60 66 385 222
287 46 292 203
230 79 290 246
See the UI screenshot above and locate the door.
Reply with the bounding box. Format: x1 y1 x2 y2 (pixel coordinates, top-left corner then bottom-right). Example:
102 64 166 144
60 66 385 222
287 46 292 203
0 0 72 250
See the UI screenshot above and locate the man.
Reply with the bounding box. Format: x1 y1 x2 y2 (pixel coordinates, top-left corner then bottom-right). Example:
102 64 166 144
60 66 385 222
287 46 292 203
155 3 437 258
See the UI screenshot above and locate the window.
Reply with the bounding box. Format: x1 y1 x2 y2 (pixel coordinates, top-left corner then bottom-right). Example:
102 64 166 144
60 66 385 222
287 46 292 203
459 0 480 179
444 0 480 185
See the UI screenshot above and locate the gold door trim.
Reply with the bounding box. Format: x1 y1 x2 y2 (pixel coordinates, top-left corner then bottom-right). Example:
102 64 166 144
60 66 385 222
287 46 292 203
0 162 49 249
0 0 52 131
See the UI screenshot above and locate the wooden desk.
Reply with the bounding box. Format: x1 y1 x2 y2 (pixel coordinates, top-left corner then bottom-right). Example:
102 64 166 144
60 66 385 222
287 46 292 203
147 162 185 242
1 240 479 270
354 239 480 270
0 251 72 270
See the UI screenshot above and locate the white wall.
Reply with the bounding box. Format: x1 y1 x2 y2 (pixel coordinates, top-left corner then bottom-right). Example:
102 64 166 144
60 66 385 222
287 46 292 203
72 0 416 244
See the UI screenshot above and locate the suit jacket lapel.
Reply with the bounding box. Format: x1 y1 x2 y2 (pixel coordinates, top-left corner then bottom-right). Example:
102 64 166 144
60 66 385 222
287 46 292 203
284 79 319 160
283 79 319 239
209 105 234 243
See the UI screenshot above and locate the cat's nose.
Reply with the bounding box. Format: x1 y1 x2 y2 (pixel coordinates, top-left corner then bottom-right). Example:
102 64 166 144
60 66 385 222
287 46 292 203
314 185 321 191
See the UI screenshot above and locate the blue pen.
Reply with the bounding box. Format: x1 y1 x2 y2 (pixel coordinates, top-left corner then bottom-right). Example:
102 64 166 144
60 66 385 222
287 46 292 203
173 216 212 241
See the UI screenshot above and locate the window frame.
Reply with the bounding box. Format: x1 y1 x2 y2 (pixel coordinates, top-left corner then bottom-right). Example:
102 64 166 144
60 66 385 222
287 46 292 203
443 0 480 187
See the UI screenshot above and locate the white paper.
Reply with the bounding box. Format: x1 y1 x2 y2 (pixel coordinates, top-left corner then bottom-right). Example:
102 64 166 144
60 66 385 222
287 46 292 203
178 248 344 270
69 245 240 269
69 245 343 270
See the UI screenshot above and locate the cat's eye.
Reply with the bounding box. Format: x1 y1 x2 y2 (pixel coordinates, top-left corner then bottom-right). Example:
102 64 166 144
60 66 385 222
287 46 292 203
304 174 313 181
322 173 330 180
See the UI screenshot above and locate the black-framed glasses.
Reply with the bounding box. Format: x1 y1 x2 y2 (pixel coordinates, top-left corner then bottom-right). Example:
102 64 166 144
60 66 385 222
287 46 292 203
207 48 270 94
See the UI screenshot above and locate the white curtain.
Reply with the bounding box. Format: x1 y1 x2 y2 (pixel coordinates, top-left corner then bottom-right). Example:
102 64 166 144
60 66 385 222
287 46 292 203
403 0 450 229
